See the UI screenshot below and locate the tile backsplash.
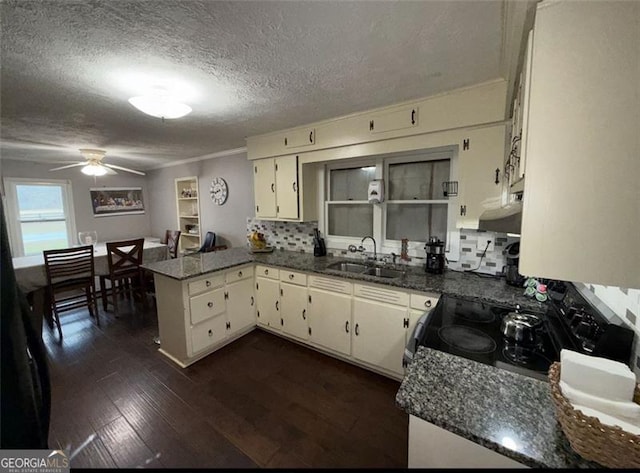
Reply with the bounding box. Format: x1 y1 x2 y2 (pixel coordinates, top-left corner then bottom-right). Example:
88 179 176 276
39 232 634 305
246 219 519 277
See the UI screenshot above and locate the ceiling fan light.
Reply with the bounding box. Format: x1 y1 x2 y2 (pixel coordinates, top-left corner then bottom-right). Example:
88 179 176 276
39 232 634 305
128 95 192 119
81 163 109 176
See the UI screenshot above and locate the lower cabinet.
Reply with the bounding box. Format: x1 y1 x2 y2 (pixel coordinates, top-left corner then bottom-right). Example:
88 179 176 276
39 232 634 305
352 298 408 376
307 288 352 356
280 282 308 340
191 313 227 353
256 276 280 329
226 277 256 336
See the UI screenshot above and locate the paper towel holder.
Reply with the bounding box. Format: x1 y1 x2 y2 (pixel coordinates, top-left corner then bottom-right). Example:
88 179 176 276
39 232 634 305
368 179 384 204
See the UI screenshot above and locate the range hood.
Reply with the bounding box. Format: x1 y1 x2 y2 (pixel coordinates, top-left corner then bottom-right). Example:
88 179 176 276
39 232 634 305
477 200 523 234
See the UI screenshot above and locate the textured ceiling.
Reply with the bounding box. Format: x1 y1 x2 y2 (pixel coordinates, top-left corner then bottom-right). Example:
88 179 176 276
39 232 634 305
1 0 506 169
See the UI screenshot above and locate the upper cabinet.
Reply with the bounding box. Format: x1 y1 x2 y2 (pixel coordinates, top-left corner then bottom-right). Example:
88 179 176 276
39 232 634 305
369 107 418 135
246 80 508 161
457 124 507 229
253 155 318 222
519 0 640 288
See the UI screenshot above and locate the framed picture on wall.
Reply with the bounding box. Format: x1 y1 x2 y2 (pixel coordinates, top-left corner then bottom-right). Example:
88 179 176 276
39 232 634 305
90 187 145 217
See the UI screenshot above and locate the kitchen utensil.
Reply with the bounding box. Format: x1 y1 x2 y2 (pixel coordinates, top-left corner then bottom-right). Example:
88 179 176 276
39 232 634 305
501 312 543 345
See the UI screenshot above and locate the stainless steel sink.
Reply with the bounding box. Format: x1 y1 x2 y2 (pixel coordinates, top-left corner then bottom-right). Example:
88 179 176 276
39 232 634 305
326 261 368 273
363 267 405 278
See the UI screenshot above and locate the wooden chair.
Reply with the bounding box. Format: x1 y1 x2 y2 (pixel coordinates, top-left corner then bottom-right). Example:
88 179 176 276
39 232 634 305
99 238 146 316
43 245 98 340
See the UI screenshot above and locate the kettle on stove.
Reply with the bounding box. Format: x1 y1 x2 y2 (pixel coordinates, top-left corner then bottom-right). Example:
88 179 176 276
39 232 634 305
503 242 526 286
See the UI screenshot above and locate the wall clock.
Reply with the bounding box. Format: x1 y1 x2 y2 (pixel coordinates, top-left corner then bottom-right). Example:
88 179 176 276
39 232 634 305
209 177 228 205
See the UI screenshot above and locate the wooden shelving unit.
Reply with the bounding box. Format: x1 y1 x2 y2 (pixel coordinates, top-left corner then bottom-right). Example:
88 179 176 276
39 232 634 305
175 176 201 254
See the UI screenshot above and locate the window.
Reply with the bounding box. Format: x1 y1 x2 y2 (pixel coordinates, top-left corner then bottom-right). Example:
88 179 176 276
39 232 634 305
3 178 77 257
384 157 451 243
323 149 455 256
326 164 376 238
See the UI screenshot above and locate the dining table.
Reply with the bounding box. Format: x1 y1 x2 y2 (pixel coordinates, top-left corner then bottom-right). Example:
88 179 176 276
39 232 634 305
12 237 168 331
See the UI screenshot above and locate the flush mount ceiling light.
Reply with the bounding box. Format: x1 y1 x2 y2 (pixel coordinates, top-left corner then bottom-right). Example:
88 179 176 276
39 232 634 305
81 161 109 176
128 90 192 119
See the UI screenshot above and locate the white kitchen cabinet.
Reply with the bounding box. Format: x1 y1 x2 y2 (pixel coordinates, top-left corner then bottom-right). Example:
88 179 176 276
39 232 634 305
369 106 418 135
253 158 277 218
284 127 315 149
256 276 280 329
225 277 255 336
457 124 507 229
307 287 352 356
409 415 527 468
280 282 308 340
352 296 408 376
519 0 640 289
252 155 318 222
191 314 227 354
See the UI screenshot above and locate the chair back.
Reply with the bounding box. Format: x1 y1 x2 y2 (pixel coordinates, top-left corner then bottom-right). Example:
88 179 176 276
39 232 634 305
106 238 144 278
44 245 95 285
165 230 181 259
199 232 216 253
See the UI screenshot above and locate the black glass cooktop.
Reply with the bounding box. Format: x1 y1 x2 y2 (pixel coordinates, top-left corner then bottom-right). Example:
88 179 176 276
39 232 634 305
418 296 560 381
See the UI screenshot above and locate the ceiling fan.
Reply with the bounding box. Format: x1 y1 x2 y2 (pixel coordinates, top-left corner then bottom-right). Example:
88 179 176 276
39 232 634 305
49 149 146 176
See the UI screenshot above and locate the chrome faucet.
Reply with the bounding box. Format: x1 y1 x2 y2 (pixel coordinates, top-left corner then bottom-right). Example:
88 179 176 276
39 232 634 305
361 235 377 261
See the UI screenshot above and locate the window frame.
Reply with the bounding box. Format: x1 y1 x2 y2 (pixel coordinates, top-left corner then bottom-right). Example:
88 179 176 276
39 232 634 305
322 147 460 260
3 177 77 257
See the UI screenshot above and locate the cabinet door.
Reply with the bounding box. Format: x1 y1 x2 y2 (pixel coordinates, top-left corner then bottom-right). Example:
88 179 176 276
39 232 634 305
226 278 256 335
519 1 640 289
189 287 226 325
369 106 418 134
256 277 280 329
352 298 407 375
284 128 315 148
457 124 506 229
275 156 299 219
307 288 352 356
253 158 277 218
280 282 308 340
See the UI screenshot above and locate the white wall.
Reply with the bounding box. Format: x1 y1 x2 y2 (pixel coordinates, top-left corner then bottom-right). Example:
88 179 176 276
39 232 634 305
0 158 151 245
146 151 254 248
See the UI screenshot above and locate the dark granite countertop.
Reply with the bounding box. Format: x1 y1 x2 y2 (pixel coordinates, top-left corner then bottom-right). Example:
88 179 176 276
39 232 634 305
144 247 544 310
396 347 601 468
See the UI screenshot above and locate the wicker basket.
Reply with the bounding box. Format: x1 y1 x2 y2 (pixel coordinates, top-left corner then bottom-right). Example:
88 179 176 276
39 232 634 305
548 362 640 468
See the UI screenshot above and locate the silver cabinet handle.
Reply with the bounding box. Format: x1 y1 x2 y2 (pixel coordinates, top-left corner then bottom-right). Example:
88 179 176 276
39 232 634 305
425 300 432 308
355 323 359 336
208 329 213 337
206 280 211 287
207 301 214 308
238 271 243 278
302 309 306 320
271 183 275 193
345 321 349 333
264 269 269 275
275 301 279 311
250 296 254 306
289 274 294 280
293 182 298 192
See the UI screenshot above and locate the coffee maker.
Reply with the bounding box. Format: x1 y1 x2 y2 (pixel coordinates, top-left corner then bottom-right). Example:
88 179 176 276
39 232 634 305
424 237 445 274
503 241 526 286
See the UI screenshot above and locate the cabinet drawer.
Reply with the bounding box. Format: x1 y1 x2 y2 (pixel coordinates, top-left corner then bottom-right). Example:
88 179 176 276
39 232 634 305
190 288 226 325
308 275 353 295
188 274 224 296
410 293 440 311
354 283 409 306
225 265 254 284
256 265 279 280
191 315 227 354
279 269 307 286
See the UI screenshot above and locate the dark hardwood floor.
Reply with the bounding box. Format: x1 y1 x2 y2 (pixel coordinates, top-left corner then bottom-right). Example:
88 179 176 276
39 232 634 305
43 297 408 468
